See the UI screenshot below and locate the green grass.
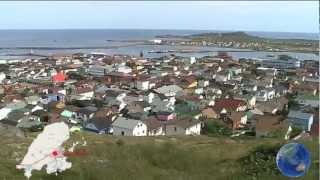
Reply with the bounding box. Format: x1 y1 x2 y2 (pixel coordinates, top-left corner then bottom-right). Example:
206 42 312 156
0 132 318 180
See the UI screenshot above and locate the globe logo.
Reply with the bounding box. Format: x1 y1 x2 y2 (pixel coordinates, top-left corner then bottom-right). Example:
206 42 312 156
276 143 311 178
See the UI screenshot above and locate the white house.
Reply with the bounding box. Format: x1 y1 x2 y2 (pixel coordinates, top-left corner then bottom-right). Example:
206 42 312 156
154 85 183 97
116 65 132 74
194 88 204 95
0 72 6 84
135 80 150 91
112 117 147 136
214 72 231 82
166 119 201 136
256 89 275 102
189 57 197 64
198 80 209 87
152 39 162 44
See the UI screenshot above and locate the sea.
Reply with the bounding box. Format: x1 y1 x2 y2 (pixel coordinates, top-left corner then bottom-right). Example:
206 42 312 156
0 29 318 60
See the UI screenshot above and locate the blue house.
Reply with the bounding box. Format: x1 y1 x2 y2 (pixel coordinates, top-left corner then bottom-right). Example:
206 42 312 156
43 93 65 103
287 110 314 131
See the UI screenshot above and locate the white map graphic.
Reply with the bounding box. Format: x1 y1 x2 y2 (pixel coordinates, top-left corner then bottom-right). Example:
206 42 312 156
16 122 72 179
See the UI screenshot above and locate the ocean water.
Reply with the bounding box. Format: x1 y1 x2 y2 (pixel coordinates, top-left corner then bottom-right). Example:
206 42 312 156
0 29 318 60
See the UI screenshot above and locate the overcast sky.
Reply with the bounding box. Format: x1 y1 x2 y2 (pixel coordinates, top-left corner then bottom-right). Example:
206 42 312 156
0 1 318 33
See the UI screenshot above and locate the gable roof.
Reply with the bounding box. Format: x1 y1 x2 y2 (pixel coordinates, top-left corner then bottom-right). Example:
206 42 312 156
212 98 246 112
143 116 163 130
112 117 143 129
167 118 201 129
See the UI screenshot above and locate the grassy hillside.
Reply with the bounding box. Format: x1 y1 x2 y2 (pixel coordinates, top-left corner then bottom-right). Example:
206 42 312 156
1 132 318 180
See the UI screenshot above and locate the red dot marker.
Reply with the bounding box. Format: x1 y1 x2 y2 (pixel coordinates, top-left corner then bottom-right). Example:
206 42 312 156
52 150 59 157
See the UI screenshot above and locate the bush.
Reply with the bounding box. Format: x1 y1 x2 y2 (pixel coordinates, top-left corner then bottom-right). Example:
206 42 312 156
289 126 303 139
238 144 282 178
202 120 232 136
116 139 125 146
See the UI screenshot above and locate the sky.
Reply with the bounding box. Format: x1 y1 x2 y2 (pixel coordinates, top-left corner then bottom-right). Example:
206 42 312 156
0 1 318 33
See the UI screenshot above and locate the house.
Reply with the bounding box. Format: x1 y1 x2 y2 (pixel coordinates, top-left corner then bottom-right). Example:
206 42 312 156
156 111 176 121
116 64 132 74
24 95 41 105
291 83 318 96
154 85 183 97
87 65 112 77
143 116 165 136
126 101 151 114
274 84 288 97
201 107 219 119
52 71 66 83
166 118 201 136
112 117 147 136
60 105 80 124
71 85 94 101
0 100 27 120
255 114 288 138
234 94 256 109
16 115 42 129
211 98 247 115
227 111 247 130
214 71 231 82
255 97 288 115
198 79 209 88
85 116 113 134
103 89 127 111
76 106 97 124
255 88 275 102
0 72 6 84
133 76 150 90
256 77 273 88
181 95 203 111
296 94 319 108
41 93 65 104
287 110 314 131
242 84 258 92
180 75 198 89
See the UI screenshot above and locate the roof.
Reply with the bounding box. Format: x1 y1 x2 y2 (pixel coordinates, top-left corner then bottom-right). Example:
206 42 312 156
130 101 150 108
288 111 313 120
212 98 246 112
105 90 125 97
52 72 66 83
166 118 201 129
78 106 97 115
17 116 41 129
255 114 288 132
143 116 163 130
112 117 143 129
6 101 27 110
87 117 113 131
256 97 288 113
154 85 183 95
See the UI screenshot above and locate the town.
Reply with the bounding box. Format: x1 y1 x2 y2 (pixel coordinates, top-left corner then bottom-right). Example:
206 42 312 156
0 51 318 140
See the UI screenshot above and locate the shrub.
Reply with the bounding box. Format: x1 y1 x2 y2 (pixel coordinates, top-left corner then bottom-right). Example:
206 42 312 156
238 144 282 178
116 139 125 146
202 120 232 136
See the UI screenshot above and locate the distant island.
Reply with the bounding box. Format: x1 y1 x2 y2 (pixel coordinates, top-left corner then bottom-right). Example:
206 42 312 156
156 31 318 54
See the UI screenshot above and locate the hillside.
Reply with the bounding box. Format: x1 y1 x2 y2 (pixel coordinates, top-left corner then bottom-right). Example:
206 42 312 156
1 133 318 180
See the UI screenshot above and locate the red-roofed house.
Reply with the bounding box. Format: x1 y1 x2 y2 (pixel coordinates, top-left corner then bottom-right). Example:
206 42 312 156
52 71 66 83
212 98 247 115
